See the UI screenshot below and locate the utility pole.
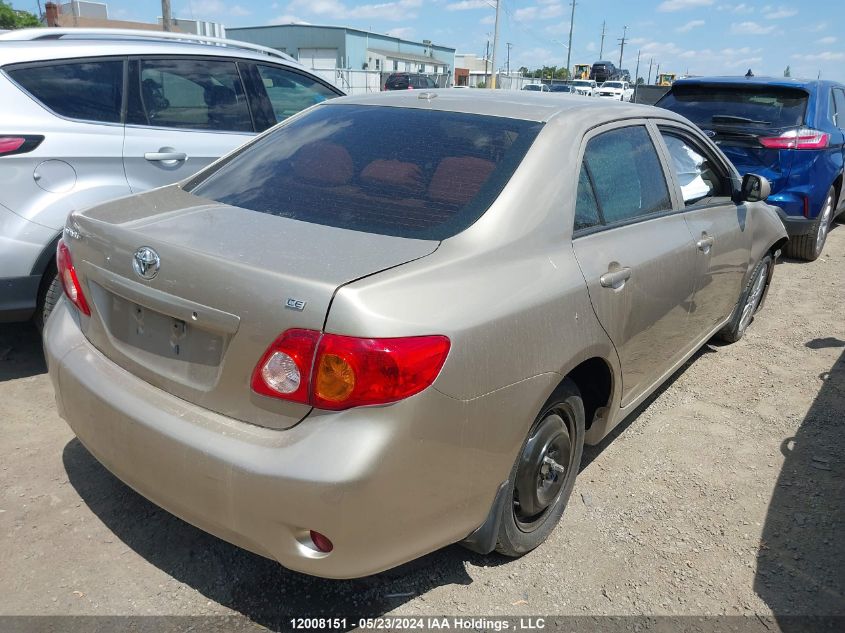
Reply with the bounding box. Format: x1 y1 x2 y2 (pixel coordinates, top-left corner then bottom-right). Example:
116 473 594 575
655 62 661 84
565 0 576 78
506 42 512 76
161 0 172 31
485 39 490 85
633 49 641 102
490 0 501 89
599 20 606 59
647 57 653 84
617 25 627 70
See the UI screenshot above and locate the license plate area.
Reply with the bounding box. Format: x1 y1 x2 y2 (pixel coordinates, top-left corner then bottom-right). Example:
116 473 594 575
86 281 228 391
107 294 224 366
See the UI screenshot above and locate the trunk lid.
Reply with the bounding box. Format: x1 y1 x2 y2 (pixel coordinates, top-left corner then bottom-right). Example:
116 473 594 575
66 185 438 429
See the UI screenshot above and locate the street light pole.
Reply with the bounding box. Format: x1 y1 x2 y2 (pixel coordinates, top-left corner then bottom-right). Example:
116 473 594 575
599 20 606 59
565 0 576 78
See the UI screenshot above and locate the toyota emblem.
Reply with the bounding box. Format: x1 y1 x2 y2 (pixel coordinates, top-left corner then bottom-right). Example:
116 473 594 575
133 246 160 280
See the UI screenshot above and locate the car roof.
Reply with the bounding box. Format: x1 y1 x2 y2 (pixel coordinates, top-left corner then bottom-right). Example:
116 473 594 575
322 89 687 124
672 75 844 90
0 37 306 69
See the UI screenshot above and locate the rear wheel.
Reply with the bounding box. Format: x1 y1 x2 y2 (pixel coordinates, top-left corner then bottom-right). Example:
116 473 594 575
784 187 835 261
34 265 61 332
495 379 585 557
718 254 772 343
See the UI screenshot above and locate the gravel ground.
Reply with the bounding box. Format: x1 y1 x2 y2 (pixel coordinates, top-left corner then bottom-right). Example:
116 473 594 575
1 226 843 630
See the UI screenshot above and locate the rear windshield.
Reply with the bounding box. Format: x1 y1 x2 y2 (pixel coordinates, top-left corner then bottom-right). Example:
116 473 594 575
657 84 808 129
188 104 542 240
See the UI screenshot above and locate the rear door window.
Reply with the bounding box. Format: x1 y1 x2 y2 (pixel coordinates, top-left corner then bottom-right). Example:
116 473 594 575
657 85 808 130
255 64 338 124
134 58 252 132
8 59 123 123
582 126 672 224
574 165 602 231
833 88 845 129
189 104 542 240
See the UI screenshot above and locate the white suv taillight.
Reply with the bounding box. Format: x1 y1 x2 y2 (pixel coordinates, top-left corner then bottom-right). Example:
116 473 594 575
759 128 830 150
0 135 44 157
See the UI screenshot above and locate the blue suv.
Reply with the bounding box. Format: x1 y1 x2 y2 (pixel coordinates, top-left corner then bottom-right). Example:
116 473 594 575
657 76 845 260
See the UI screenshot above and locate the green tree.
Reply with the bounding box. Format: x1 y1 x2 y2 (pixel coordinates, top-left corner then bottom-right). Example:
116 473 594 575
0 1 41 28
783 65 791 77
636 77 645 85
518 66 529 75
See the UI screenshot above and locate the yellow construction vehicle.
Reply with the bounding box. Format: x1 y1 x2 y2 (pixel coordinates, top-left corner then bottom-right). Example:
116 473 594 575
573 64 590 80
657 72 676 86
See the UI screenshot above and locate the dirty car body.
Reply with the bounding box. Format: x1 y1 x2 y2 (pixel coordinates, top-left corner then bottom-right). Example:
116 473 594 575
44 91 787 578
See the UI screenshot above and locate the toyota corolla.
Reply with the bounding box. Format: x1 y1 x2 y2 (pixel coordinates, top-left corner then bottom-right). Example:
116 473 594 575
45 91 787 578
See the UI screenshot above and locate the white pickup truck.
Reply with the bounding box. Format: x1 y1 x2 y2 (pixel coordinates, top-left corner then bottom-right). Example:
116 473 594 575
569 79 599 97
597 80 635 101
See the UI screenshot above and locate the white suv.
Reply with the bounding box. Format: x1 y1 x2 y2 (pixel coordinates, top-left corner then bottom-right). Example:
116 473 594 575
0 29 342 326
569 79 598 97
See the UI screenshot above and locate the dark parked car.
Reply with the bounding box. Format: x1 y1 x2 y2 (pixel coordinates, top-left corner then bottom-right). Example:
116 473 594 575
657 76 845 260
384 73 437 90
549 84 574 93
590 61 618 83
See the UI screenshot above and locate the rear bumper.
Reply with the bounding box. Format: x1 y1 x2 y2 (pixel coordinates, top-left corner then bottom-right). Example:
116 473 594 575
43 301 508 578
0 275 39 322
772 206 814 237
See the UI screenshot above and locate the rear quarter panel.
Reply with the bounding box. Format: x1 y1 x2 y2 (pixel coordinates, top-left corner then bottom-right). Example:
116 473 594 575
324 115 621 515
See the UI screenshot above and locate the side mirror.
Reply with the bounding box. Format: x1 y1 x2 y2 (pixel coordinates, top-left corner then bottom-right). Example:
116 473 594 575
740 173 771 202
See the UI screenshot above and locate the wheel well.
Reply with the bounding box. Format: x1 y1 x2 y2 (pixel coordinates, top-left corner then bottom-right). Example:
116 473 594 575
30 232 62 279
564 357 613 430
770 237 789 258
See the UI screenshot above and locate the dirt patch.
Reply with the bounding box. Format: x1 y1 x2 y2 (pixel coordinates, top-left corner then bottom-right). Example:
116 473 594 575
1 228 843 628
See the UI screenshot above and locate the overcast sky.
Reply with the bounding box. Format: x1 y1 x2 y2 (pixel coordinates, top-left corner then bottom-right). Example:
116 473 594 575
29 0 845 81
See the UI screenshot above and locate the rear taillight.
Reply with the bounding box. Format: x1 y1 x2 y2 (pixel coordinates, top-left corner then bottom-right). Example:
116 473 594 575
252 330 450 410
56 240 90 316
250 329 319 403
0 134 44 157
759 128 830 150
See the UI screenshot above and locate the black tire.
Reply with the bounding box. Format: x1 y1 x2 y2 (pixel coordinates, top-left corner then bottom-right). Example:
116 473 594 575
784 187 835 261
495 378 585 557
34 265 61 332
718 254 772 344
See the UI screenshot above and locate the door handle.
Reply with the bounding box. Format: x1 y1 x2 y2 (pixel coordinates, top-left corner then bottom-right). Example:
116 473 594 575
144 151 187 162
600 266 632 289
696 235 715 252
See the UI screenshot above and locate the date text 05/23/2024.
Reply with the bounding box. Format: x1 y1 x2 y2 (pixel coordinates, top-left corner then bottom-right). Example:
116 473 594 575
290 617 547 630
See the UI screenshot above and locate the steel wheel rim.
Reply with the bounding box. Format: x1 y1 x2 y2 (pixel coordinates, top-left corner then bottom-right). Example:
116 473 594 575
513 410 574 532
738 262 768 334
815 194 834 255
